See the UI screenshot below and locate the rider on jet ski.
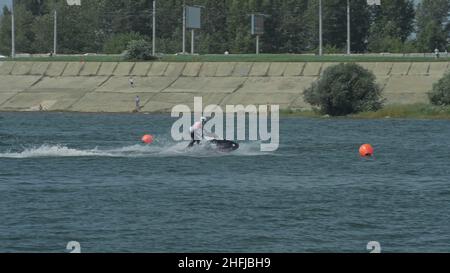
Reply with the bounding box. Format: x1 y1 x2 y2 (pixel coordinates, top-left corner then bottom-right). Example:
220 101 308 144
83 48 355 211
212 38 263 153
187 116 239 151
188 116 208 148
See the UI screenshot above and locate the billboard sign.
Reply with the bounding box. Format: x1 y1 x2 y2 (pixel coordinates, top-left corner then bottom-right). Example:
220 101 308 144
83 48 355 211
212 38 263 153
366 0 381 5
186 6 201 29
251 14 265 35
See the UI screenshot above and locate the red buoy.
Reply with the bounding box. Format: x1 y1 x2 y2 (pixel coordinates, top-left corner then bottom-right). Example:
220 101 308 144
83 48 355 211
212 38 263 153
141 134 154 144
359 144 374 157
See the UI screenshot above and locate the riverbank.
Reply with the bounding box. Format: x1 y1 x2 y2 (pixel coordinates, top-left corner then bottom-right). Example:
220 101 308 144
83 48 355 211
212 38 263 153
0 61 448 113
281 104 450 120
6 53 450 63
2 104 449 120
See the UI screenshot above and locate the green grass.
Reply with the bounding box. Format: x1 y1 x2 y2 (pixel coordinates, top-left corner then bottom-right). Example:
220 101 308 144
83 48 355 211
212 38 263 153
160 54 450 63
280 109 322 118
282 104 450 119
352 104 450 119
5 53 450 62
6 55 125 62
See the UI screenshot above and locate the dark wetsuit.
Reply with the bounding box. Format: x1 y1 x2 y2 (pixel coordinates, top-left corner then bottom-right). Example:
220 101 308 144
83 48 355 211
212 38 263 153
188 131 200 148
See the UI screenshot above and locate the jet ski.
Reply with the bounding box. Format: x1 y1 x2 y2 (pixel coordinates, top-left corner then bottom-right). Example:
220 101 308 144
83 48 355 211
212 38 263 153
207 139 239 152
203 136 239 152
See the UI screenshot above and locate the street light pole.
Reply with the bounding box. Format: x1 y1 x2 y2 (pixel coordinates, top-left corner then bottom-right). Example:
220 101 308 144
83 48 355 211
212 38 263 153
191 29 195 54
182 0 186 54
54 9 57 55
152 0 156 56
347 0 351 55
319 0 323 56
11 0 15 58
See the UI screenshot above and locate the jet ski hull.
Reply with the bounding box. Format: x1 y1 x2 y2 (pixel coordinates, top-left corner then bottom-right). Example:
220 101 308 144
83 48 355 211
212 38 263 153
208 139 239 152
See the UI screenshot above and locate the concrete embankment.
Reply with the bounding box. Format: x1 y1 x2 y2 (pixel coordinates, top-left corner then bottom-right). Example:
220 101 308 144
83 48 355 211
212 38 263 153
0 61 448 112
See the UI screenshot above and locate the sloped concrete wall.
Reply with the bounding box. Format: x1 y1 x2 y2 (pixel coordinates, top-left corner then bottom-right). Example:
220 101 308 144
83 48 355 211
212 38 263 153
80 62 101 76
1 76 106 111
0 75 42 107
0 61 449 113
0 62 15 75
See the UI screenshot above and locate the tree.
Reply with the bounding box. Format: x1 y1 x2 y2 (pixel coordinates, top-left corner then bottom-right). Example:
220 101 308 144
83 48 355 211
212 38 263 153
349 0 371 52
304 0 371 54
103 32 148 54
15 0 48 16
368 21 405 53
0 6 12 55
274 0 311 53
0 0 425 55
227 0 252 53
125 39 155 60
31 12 53 53
322 0 348 51
416 0 450 52
100 0 154 38
197 0 229 54
429 72 450 106
304 63 383 116
367 0 415 52
9 3 35 53
55 0 104 53
150 0 183 53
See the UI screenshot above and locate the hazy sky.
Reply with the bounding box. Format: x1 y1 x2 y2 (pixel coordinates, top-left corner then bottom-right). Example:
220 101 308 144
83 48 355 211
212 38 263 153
0 0 9 9
0 0 9 8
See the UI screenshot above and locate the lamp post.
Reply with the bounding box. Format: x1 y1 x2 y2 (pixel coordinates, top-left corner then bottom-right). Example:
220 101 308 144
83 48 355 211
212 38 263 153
152 1 156 56
319 0 322 56
54 9 57 55
11 0 15 58
182 0 186 54
347 0 351 55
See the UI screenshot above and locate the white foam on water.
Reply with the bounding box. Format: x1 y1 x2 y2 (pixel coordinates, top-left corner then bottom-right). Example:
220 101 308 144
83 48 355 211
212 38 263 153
0 141 269 159
0 145 104 158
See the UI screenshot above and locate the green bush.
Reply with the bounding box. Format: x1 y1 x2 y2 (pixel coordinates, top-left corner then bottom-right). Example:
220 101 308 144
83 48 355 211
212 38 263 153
304 63 383 116
323 44 343 54
429 73 450 106
103 32 147 54
124 39 156 61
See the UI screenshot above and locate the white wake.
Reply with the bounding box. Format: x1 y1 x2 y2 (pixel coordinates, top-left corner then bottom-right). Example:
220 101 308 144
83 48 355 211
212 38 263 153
0 142 267 159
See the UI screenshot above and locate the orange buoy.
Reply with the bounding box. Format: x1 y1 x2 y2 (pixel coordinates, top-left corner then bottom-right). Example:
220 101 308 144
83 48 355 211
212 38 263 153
141 134 154 144
359 144 374 157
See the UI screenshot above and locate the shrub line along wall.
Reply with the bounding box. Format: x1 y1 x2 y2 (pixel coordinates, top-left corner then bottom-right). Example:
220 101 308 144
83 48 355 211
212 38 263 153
0 61 448 113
